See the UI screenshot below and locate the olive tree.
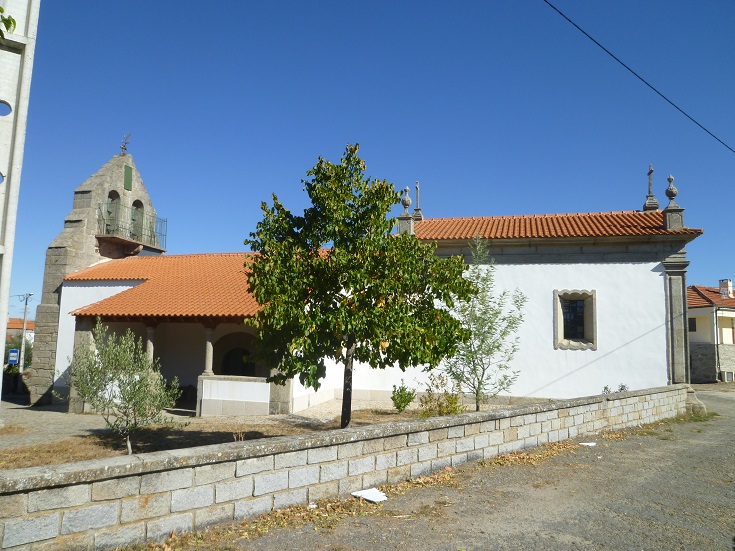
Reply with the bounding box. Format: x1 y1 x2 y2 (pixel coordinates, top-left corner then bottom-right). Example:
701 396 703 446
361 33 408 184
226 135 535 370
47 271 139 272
69 320 181 454
444 237 527 411
245 144 475 428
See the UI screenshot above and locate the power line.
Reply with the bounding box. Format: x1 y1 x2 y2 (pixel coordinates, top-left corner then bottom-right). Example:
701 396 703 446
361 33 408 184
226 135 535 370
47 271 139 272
543 0 735 156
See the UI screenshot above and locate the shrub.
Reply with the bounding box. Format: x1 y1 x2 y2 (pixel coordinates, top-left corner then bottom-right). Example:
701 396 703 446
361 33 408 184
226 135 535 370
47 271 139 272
602 383 629 394
419 372 467 417
391 380 416 413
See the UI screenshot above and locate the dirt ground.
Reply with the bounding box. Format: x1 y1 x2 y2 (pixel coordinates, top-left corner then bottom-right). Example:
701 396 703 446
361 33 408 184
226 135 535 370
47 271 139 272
0 393 544 468
135 385 735 551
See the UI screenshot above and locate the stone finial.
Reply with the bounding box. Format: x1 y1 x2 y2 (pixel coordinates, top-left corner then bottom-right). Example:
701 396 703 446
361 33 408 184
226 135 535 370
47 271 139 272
665 175 679 208
643 164 659 211
397 186 415 235
120 134 131 156
400 186 412 214
413 181 424 221
663 174 684 230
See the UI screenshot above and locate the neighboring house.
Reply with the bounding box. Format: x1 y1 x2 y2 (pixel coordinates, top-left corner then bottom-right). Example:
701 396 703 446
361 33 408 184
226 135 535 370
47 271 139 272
40 158 702 416
687 280 735 383
6 318 35 343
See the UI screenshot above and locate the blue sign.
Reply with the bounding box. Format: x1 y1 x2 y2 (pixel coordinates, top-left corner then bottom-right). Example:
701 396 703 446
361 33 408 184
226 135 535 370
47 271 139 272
7 349 19 364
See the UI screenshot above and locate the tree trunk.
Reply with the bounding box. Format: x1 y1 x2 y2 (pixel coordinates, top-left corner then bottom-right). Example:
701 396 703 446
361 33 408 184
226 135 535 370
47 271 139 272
341 340 356 428
126 435 133 455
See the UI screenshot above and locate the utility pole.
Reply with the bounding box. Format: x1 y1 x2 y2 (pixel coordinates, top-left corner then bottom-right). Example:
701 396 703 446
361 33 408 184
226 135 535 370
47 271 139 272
17 292 33 394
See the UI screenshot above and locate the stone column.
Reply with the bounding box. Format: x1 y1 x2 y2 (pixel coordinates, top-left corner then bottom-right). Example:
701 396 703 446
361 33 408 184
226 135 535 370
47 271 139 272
196 325 215 417
268 372 293 415
145 325 156 361
663 256 690 384
203 327 214 375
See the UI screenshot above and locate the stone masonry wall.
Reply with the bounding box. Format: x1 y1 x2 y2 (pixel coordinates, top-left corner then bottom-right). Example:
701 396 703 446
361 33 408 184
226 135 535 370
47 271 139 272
0 385 688 550
717 344 735 381
690 343 717 383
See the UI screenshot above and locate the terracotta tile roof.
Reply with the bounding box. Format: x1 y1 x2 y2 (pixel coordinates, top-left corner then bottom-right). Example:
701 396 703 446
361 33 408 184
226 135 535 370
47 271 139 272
63 211 703 321
413 210 702 241
66 253 259 320
7 318 35 331
687 285 735 309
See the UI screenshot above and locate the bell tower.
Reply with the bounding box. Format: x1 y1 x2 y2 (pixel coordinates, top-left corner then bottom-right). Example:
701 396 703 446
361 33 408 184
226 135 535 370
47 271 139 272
27 148 167 404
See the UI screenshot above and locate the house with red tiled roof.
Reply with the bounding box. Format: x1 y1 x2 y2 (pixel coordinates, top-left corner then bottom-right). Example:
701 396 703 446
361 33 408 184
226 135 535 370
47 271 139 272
687 280 735 383
6 318 35 341
40 160 702 417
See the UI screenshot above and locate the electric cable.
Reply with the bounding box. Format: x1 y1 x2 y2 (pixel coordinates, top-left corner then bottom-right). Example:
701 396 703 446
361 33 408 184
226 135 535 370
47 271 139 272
543 0 735 156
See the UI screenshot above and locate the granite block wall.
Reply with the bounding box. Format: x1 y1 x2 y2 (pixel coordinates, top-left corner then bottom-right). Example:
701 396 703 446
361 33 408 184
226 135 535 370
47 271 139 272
0 385 688 550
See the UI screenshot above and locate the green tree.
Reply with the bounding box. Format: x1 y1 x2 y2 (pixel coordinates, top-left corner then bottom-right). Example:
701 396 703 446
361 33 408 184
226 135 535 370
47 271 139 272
444 237 527 411
69 320 181 454
245 144 475 428
4 333 32 370
0 7 15 39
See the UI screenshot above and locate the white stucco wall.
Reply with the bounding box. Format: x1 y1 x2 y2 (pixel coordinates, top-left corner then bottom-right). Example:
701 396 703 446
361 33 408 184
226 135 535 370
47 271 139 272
155 323 207 388
54 280 139 390
488 262 667 397
203 378 269 403
300 262 669 401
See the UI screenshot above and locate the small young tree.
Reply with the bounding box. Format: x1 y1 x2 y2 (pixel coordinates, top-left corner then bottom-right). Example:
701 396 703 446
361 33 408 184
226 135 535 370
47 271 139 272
444 237 527 411
245 144 475 428
69 320 181 454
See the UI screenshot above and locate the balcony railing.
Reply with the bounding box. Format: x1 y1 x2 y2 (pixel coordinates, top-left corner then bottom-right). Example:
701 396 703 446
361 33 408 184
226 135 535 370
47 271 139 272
97 203 167 250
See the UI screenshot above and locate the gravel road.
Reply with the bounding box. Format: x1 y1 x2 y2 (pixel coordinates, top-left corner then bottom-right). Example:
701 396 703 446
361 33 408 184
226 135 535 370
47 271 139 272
238 390 734 551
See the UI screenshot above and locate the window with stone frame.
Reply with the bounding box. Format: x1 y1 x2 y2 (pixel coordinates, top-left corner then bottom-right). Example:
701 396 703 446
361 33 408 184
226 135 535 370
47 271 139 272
553 289 597 350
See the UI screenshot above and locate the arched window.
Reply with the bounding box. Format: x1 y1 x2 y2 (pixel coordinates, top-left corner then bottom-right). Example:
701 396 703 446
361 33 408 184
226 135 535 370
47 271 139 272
105 191 120 235
131 200 144 241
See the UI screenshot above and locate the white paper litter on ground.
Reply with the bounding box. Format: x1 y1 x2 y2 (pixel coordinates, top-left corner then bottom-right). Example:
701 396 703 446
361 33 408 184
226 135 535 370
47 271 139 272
580 442 597 447
352 488 387 503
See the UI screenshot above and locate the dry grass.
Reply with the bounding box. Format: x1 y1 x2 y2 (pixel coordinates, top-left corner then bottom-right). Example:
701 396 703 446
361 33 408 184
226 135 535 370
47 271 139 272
483 439 580 467
128 497 383 550
0 424 26 436
599 411 720 443
0 409 423 469
0 436 122 469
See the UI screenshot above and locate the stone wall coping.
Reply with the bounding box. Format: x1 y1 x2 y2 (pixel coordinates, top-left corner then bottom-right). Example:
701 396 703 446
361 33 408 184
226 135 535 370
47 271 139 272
0 385 687 494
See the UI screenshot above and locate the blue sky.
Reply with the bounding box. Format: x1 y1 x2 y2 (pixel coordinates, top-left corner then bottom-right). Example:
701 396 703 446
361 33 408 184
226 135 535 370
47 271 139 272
8 0 733 319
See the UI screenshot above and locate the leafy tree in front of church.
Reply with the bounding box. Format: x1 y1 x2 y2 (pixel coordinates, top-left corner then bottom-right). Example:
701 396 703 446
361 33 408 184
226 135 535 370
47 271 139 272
245 144 475 428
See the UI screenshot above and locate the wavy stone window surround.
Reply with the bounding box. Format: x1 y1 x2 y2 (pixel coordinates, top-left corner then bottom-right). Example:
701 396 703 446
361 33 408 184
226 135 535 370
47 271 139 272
553 289 597 351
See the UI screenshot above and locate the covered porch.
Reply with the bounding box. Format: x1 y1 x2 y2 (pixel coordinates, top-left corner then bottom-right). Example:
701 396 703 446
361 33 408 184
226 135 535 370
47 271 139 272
68 315 294 417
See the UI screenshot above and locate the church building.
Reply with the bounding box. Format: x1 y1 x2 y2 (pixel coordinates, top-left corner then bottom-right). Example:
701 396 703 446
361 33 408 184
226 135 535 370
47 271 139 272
26 153 702 416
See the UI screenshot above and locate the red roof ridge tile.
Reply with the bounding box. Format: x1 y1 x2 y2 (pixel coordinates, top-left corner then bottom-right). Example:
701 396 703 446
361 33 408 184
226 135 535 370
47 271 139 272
419 210 649 222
